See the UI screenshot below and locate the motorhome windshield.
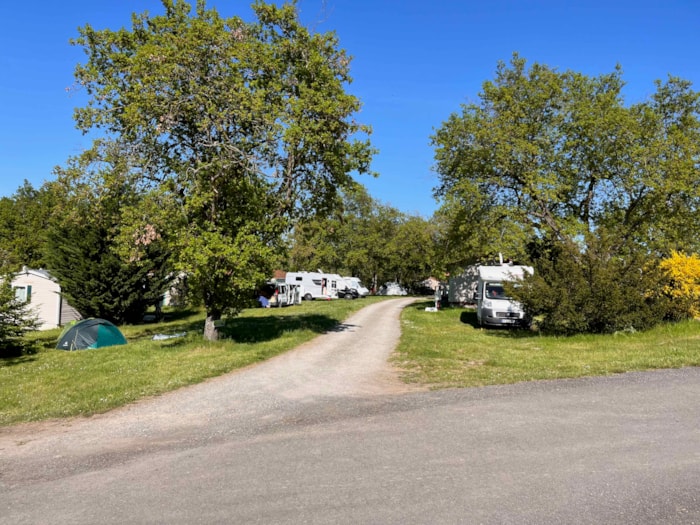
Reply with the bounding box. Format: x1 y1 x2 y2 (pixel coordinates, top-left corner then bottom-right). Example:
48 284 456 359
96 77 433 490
485 282 510 300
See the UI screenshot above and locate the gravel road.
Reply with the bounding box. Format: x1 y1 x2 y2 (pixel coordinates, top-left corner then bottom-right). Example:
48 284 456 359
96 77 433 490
0 297 421 485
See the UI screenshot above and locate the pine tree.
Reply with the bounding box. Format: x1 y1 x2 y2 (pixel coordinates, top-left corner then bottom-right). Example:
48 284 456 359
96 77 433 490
0 268 39 356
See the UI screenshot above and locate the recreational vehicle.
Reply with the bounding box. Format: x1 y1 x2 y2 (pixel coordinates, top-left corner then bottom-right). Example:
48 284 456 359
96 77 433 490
284 272 344 300
342 276 370 297
474 264 533 327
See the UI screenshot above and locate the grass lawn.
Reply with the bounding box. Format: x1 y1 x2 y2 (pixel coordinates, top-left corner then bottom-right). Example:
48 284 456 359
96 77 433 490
393 300 700 388
3 297 700 427
0 297 388 427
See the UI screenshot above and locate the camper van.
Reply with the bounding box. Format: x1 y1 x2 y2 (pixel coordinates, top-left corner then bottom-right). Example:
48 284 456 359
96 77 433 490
267 281 302 307
284 272 344 300
343 276 370 297
474 264 533 327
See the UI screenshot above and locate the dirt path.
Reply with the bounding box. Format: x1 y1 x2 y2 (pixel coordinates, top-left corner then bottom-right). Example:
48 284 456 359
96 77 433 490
0 298 421 484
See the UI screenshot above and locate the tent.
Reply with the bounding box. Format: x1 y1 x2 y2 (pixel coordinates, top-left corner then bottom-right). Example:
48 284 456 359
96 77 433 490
56 318 127 351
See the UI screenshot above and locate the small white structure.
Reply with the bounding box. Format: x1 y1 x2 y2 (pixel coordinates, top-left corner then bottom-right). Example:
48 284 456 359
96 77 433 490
11 267 82 330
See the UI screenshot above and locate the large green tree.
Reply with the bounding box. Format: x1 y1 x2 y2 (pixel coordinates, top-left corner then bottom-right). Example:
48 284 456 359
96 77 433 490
72 0 373 339
432 55 700 332
432 54 700 256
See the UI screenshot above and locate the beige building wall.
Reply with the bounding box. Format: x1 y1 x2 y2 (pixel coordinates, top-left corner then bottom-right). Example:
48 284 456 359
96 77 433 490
11 269 82 330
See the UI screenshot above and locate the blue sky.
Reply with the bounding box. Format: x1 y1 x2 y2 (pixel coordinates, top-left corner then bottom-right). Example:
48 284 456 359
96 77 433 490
1 1 698 217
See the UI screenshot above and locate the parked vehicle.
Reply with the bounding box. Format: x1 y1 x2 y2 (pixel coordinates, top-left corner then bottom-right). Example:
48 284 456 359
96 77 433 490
343 276 370 297
473 264 533 327
377 282 408 296
337 287 360 299
284 271 343 300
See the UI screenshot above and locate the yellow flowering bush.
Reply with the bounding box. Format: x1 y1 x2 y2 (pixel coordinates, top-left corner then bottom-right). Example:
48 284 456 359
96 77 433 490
659 251 700 319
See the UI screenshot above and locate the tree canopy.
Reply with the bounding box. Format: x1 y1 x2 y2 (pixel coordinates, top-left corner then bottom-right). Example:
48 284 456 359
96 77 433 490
71 0 374 339
432 54 700 258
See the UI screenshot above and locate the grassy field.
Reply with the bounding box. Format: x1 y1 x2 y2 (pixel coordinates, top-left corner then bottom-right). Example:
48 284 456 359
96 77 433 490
3 297 700 427
393 300 700 388
0 297 388 427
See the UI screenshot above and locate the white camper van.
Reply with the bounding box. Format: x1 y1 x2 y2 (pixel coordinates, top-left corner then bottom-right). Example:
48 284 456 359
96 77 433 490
284 272 343 300
474 264 533 327
343 276 370 297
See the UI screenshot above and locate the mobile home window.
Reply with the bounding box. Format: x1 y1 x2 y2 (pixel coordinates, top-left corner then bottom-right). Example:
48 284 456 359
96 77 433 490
14 285 31 302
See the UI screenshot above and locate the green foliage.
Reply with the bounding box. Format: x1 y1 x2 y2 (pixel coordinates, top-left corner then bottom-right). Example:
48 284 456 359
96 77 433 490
512 233 669 335
0 269 38 356
0 181 61 270
71 0 374 339
286 184 439 290
431 55 700 331
46 153 173 325
433 54 700 252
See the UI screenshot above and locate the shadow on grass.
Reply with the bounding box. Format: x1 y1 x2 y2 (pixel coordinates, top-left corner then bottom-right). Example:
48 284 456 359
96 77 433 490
222 313 340 343
0 344 39 364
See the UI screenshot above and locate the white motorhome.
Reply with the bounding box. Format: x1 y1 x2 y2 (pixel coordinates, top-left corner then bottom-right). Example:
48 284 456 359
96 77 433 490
284 272 343 300
474 264 533 327
342 276 369 297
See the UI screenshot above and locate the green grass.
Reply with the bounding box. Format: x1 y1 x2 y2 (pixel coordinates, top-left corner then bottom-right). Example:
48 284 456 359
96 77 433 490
5 297 700 427
0 297 388 426
392 301 700 388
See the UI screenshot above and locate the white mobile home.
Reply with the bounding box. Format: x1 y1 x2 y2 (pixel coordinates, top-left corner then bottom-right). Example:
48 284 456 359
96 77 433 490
11 267 82 330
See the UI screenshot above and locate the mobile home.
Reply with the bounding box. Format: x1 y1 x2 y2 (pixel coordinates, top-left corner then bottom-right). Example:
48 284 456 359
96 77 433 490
10 267 82 330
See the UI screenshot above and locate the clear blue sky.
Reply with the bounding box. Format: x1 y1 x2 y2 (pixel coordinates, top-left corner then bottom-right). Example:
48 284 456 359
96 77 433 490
1 1 698 217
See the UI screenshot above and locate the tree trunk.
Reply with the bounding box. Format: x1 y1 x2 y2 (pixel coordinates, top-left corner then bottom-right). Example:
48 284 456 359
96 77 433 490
203 311 221 341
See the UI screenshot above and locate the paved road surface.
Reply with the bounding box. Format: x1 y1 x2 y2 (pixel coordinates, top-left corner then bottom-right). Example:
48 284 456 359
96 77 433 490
1 298 699 524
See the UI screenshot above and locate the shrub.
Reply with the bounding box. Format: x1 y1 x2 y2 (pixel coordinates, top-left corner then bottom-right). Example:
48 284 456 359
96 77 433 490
513 233 669 335
658 251 700 320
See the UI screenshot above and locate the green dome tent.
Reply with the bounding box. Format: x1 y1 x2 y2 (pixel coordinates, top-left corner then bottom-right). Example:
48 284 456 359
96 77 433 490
56 318 127 351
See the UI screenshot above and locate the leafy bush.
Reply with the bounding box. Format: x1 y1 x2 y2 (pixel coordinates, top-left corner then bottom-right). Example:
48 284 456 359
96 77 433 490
658 251 700 320
513 233 669 335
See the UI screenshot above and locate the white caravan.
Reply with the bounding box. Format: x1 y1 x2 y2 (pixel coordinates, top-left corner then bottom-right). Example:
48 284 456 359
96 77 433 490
284 272 344 300
343 276 370 297
474 264 533 327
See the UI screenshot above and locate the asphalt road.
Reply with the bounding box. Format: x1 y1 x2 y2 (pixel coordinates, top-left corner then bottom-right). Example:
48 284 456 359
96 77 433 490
1 298 699 524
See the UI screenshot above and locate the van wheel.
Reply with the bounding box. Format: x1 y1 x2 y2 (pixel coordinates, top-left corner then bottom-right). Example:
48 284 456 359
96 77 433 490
304 293 313 301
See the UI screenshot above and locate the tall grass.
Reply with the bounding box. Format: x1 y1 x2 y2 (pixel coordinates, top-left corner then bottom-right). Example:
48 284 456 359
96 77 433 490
0 297 387 426
392 301 700 388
